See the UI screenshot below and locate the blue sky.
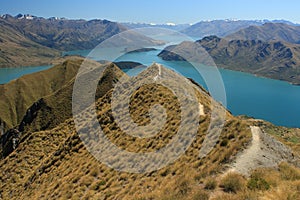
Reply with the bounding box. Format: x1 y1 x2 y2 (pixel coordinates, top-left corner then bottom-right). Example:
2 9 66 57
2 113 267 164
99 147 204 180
0 0 300 24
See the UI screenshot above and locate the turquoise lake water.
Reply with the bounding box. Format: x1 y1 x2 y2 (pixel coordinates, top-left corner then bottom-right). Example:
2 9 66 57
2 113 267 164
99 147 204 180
1 49 300 127
0 65 52 84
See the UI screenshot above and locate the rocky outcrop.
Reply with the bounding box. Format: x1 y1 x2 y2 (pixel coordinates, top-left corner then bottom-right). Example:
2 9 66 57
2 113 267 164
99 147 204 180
0 99 46 158
0 129 20 158
18 98 49 132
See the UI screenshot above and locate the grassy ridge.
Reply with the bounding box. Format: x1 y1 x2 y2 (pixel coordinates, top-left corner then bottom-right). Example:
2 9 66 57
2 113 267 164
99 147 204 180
20 61 128 133
0 58 83 130
0 60 299 199
0 63 253 199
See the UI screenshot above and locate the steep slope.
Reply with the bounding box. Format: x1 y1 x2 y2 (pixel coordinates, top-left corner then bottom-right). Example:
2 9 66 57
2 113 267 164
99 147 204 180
0 58 84 132
158 36 300 84
226 23 300 44
19 62 128 133
0 60 142 160
1 14 127 51
0 18 60 67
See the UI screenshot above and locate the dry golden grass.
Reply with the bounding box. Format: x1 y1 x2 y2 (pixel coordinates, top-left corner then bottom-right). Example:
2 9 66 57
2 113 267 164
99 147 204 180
0 64 253 199
209 162 300 200
0 58 83 131
3 62 299 200
204 177 217 190
21 62 127 133
220 172 246 193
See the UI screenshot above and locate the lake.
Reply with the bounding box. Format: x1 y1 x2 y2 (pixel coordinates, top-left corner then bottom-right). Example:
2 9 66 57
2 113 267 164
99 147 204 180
0 65 52 84
1 49 300 128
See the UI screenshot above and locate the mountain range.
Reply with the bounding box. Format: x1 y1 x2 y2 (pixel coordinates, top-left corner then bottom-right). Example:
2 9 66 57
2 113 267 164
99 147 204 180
158 22 300 84
1 14 127 51
0 14 162 68
0 16 60 68
122 19 299 38
181 19 299 39
226 22 300 44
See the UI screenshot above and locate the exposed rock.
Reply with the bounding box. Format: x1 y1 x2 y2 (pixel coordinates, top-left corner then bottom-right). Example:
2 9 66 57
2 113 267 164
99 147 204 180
1 129 20 158
18 98 49 132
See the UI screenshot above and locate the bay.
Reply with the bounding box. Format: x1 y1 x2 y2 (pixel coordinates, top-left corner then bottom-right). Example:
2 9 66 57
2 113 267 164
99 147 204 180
1 49 300 128
117 50 300 128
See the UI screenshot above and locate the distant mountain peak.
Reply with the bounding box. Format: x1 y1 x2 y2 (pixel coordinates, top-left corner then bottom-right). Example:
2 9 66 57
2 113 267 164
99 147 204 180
14 14 37 20
0 14 12 19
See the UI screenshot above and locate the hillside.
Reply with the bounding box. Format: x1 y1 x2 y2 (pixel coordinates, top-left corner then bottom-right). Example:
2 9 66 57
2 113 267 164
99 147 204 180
0 59 142 158
0 58 144 135
181 20 299 40
158 36 300 84
0 58 84 132
0 18 60 67
226 23 300 44
18 61 128 134
0 14 163 68
1 14 127 51
0 60 299 199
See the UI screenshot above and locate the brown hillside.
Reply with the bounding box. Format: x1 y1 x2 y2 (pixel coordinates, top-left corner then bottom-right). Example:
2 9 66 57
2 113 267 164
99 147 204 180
0 63 254 199
0 58 84 131
226 23 300 44
19 62 128 133
0 61 299 199
158 36 300 84
0 19 60 68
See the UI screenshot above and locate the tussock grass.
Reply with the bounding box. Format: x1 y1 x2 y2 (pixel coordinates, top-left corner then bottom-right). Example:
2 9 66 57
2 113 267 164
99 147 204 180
0 62 267 200
0 59 83 130
204 177 217 190
220 172 246 193
0 89 251 199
